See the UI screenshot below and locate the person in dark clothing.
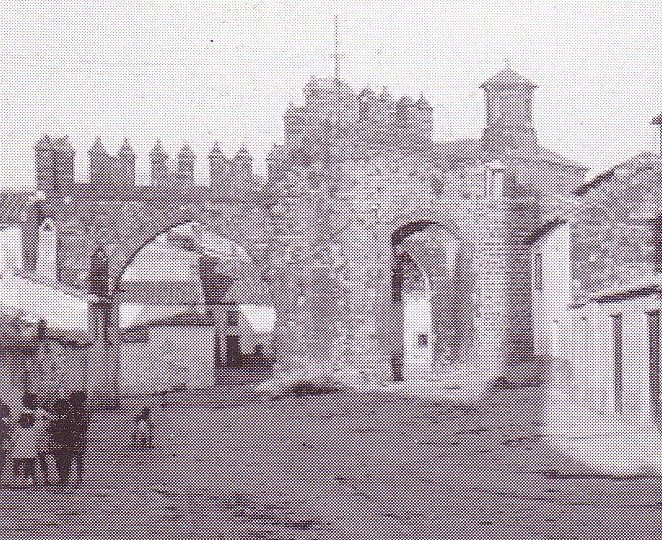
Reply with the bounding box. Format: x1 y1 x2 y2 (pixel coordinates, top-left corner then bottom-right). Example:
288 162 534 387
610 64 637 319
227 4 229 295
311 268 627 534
132 407 154 449
11 414 37 488
22 393 53 485
67 391 89 486
0 403 11 487
48 398 72 486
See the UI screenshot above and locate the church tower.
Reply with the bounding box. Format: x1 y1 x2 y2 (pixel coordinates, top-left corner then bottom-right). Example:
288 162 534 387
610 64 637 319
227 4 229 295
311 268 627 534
481 67 538 152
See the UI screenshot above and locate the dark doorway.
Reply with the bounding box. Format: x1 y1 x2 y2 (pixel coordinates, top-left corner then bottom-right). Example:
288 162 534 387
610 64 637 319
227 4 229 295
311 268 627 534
226 335 241 368
649 311 661 428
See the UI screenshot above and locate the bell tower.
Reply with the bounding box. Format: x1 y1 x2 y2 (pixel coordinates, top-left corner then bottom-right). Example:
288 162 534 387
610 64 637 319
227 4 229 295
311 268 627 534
481 66 538 152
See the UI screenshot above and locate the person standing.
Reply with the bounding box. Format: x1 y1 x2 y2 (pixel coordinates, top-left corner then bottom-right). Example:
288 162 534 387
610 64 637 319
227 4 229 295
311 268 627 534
11 413 37 488
0 403 12 487
132 407 154 450
48 398 72 487
67 391 89 486
22 393 53 486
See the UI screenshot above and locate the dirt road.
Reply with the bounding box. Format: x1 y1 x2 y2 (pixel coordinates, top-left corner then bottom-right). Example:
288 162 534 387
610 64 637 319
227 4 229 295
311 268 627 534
2 385 662 539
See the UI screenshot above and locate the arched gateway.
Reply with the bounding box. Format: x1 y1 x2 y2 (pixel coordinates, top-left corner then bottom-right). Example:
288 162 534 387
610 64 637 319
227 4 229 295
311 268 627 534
16 69 588 406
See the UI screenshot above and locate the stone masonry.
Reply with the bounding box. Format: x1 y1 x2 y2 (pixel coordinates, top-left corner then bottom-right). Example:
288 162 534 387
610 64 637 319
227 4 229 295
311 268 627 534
19 67 588 404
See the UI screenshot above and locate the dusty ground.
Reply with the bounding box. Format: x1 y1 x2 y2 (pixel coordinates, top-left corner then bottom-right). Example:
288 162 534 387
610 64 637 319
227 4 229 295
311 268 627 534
3 384 662 539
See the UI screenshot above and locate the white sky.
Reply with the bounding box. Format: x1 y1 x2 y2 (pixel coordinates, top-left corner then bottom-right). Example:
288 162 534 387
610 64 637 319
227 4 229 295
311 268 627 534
1 0 661 189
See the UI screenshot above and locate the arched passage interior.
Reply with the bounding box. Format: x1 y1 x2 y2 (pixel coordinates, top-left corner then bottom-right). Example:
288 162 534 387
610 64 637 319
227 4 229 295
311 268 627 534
389 221 473 379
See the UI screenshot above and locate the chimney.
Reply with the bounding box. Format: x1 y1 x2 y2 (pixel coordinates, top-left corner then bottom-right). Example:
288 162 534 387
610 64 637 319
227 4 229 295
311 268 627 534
116 138 136 185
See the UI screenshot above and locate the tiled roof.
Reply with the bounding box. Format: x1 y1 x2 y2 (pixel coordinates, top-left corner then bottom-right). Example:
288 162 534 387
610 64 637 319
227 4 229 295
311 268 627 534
509 146 587 170
431 140 585 171
574 153 662 195
0 192 31 224
480 68 537 89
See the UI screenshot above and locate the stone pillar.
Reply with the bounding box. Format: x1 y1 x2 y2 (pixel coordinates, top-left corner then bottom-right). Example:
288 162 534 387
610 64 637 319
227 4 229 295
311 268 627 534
22 199 46 274
86 301 120 409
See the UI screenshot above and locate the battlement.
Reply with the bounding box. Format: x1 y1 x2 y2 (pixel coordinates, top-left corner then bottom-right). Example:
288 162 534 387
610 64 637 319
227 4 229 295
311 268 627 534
35 137 256 199
280 78 434 165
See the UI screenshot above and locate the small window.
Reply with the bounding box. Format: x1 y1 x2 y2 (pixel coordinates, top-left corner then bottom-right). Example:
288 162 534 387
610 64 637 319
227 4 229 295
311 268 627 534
227 310 239 327
533 253 543 291
417 333 428 348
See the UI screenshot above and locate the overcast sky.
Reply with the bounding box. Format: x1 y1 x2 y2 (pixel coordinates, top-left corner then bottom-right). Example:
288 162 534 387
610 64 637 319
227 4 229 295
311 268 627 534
1 0 661 189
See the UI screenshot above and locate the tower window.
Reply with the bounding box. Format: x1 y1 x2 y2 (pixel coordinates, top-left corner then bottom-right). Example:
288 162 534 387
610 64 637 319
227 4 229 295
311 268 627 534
417 333 428 348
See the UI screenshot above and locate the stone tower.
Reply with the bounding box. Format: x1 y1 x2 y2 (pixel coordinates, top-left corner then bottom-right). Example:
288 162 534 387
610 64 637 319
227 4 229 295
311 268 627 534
35 135 75 193
52 136 75 192
481 67 538 152
232 146 253 193
208 141 229 192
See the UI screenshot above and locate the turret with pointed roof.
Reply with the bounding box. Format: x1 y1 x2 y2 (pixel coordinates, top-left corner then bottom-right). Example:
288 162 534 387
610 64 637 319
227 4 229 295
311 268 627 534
378 87 394 104
150 140 171 186
89 137 111 184
481 66 538 152
209 141 229 191
35 135 56 193
416 94 432 110
177 143 196 184
116 138 136 185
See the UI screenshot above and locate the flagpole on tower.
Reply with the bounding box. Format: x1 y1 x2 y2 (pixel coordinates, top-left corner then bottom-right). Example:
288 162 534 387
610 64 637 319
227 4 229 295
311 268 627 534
334 15 339 80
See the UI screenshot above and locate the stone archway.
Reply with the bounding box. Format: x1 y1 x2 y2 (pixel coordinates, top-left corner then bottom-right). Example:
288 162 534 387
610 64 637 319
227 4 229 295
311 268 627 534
380 216 477 380
81 220 284 402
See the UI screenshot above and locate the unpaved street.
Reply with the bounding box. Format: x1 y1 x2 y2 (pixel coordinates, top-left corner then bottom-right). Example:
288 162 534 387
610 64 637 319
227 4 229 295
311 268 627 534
3 385 662 539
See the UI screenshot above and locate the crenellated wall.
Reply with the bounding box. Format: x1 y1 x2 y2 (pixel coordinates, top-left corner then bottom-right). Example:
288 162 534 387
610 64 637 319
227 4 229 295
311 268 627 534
35 137 257 198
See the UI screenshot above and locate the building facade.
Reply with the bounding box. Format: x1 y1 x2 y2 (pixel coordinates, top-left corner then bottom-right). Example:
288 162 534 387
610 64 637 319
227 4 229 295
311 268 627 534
531 147 662 425
1 67 599 406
